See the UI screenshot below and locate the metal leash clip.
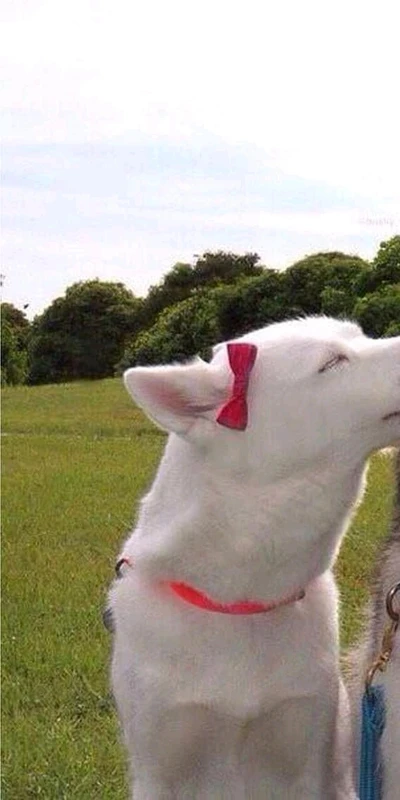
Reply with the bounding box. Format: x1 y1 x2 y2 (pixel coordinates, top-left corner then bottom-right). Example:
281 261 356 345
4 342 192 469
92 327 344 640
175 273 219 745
365 581 400 692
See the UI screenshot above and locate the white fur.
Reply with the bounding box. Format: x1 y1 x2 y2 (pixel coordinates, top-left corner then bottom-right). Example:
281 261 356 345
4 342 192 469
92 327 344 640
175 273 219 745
109 316 400 798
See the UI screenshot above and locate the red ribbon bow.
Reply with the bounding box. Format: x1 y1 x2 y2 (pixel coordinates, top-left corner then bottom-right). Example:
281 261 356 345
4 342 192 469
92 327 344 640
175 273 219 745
216 342 257 430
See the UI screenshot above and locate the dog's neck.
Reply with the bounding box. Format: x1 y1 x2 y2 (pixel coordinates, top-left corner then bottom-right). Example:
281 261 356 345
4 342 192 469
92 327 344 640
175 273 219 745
128 433 367 605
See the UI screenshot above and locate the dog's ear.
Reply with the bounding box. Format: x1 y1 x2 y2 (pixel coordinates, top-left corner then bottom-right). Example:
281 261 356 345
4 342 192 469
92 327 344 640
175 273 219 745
123 359 230 434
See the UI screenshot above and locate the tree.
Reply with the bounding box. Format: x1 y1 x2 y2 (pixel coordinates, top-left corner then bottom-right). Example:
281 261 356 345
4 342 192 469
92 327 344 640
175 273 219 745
356 235 400 295
118 265 293 370
118 290 222 369
319 287 356 318
1 302 30 332
1 319 29 385
216 271 300 340
28 280 141 384
141 263 194 327
284 252 370 315
192 251 262 286
141 251 263 330
0 303 30 385
374 235 400 279
353 284 400 338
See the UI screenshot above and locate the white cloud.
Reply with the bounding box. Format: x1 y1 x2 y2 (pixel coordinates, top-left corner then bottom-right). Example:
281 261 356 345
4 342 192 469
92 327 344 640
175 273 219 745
1 0 399 316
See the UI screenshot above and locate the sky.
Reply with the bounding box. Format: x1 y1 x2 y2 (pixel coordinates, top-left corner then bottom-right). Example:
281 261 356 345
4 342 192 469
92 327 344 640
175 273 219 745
2 0 400 319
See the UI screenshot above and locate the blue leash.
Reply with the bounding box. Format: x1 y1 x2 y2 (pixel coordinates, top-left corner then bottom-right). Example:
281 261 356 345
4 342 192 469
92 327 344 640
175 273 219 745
359 684 385 800
358 581 400 800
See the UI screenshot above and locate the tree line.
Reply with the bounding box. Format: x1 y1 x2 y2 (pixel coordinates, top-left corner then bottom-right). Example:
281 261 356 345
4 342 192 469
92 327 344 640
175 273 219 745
1 236 399 386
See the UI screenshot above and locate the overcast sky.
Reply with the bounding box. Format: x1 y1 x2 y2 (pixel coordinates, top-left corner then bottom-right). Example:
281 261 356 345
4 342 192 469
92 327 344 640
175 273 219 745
2 0 399 318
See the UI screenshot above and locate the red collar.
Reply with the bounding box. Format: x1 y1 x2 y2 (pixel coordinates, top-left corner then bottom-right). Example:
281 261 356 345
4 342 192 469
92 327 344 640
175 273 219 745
167 581 305 614
116 559 305 615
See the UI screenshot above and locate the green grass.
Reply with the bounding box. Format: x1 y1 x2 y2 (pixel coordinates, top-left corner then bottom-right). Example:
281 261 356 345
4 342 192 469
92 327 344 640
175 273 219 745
335 453 395 648
1 379 396 798
2 380 165 799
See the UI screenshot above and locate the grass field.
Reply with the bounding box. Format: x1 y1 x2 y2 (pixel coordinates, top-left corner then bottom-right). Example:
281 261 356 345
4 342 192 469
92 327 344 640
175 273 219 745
1 378 396 798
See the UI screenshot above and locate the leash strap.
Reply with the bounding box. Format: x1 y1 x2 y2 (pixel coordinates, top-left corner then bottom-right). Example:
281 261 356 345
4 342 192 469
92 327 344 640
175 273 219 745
359 684 385 800
358 581 399 800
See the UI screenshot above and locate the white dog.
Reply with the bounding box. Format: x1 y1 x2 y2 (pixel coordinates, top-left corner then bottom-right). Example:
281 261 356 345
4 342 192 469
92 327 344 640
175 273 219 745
348 450 400 800
109 316 400 799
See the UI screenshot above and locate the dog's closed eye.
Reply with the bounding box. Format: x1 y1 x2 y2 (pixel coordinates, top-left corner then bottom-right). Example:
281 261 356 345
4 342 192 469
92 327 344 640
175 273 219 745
318 353 349 374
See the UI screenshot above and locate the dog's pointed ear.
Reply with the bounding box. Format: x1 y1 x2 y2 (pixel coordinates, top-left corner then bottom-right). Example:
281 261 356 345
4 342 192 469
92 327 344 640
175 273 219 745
123 359 230 434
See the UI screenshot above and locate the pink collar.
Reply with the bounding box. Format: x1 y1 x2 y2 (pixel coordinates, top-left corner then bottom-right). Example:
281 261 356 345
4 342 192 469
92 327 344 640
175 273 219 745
116 559 305 615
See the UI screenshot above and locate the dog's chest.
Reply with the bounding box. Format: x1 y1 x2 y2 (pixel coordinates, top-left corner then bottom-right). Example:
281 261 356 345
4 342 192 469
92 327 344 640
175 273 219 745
112 573 337 720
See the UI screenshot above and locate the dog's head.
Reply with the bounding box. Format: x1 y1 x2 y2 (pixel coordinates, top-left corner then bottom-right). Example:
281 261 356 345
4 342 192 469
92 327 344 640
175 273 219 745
124 317 400 477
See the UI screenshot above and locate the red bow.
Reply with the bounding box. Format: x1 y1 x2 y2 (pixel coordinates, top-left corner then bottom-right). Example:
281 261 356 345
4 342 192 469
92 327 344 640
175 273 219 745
216 342 257 430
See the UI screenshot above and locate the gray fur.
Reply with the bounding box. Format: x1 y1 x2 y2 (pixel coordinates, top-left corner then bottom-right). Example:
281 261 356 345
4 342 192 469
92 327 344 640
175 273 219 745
362 450 400 660
347 449 400 797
